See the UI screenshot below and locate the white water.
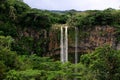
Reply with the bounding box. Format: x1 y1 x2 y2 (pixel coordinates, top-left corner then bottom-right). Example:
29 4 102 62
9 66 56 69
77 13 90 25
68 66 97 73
60 26 78 79
60 27 64 62
65 26 68 62
60 26 68 63
74 27 78 80
75 27 78 64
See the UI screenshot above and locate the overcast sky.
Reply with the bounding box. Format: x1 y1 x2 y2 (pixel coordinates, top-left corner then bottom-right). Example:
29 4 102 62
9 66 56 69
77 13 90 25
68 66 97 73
24 0 120 11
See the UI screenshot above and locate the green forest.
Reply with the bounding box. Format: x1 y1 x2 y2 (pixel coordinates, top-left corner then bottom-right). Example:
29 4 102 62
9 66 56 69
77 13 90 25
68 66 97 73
0 0 120 80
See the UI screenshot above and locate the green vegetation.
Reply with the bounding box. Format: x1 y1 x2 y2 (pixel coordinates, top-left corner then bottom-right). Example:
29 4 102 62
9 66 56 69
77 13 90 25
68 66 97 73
1 36 120 80
68 8 120 28
80 45 120 80
0 0 70 56
68 8 120 42
0 0 120 80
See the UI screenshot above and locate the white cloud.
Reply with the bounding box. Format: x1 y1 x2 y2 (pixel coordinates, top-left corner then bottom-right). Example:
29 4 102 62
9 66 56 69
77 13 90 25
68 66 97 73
24 0 120 10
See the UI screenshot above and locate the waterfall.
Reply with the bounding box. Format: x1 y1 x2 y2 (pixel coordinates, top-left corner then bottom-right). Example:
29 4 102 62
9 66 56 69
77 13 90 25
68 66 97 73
74 27 78 80
60 26 68 63
65 26 68 62
75 27 78 64
60 27 64 62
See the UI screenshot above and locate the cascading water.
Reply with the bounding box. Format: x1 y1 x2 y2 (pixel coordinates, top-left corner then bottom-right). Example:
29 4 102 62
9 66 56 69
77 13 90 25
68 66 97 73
74 27 78 80
60 26 78 79
60 26 68 63
60 27 64 62
65 26 68 62
75 27 78 64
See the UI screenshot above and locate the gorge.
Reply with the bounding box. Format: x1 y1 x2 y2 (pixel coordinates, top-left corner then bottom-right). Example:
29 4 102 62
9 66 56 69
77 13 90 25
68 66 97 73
0 0 120 79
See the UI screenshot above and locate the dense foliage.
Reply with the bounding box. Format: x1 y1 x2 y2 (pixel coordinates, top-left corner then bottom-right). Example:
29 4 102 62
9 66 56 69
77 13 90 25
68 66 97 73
0 0 70 56
68 8 120 28
1 36 120 80
68 8 120 42
0 0 120 80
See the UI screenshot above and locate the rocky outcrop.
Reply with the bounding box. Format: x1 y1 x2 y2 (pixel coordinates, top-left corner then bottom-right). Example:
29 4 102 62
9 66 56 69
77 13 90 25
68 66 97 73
79 25 116 51
14 25 119 56
47 25 118 56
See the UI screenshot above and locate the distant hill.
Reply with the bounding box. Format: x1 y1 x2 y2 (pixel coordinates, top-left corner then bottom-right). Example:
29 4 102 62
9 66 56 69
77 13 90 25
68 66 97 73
49 9 82 14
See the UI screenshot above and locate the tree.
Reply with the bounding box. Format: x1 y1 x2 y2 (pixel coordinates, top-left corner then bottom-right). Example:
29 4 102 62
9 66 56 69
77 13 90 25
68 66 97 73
0 36 20 79
80 45 120 80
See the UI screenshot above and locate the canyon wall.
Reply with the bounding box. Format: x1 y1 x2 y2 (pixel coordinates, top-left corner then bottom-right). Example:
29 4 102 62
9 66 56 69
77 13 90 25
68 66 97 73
47 25 119 56
14 25 119 56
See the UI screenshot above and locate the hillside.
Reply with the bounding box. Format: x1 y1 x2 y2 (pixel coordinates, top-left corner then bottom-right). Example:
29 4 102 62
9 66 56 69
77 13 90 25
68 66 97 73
0 0 120 80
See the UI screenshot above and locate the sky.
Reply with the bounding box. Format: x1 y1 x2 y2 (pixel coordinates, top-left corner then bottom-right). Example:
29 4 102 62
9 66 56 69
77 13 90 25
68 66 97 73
24 0 120 11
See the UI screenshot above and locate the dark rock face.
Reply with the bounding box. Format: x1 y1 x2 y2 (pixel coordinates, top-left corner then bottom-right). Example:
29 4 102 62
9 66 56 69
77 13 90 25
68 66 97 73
14 25 119 56
79 26 116 51
47 25 118 56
